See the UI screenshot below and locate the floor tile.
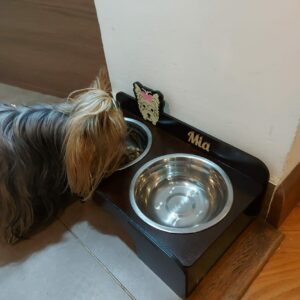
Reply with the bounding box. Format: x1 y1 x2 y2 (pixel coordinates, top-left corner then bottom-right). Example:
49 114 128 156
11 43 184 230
0 83 61 104
60 200 180 300
0 221 132 300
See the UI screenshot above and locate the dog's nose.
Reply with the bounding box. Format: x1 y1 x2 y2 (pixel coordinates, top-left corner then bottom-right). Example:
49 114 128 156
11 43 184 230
147 113 151 118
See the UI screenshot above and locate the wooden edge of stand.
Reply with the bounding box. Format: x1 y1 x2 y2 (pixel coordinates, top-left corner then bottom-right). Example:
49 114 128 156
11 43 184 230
187 218 283 300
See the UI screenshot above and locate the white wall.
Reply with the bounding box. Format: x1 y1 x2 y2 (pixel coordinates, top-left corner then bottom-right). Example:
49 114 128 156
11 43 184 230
95 0 300 184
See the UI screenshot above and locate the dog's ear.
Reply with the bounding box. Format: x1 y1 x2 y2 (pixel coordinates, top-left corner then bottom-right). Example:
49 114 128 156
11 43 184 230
64 89 126 199
90 67 112 96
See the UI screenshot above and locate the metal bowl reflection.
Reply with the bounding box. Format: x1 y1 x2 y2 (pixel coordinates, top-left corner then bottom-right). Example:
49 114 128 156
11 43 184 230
119 118 152 170
130 154 233 233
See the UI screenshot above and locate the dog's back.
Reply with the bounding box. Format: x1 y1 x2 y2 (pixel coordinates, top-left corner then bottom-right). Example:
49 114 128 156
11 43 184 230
0 104 69 243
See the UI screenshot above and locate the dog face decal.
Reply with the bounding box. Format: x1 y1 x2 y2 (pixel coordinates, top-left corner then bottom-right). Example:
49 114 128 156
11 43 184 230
133 82 164 125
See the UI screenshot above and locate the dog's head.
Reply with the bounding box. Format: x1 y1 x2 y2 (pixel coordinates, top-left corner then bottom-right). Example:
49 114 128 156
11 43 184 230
65 80 127 200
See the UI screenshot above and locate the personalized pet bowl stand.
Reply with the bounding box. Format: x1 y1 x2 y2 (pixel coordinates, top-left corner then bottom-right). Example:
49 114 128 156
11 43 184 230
96 84 269 298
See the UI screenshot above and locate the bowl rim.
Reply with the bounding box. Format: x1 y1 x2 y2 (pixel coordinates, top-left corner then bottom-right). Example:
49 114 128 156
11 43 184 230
129 153 234 234
118 117 152 171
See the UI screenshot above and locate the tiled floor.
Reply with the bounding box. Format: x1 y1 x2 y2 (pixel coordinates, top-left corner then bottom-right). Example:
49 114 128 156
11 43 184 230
0 83 61 105
0 84 179 300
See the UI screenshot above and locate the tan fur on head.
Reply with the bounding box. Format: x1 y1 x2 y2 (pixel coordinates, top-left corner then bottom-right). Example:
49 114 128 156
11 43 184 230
90 66 112 96
65 88 127 200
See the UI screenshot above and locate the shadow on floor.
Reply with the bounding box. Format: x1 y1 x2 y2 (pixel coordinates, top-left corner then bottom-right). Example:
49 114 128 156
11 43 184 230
0 221 67 266
59 195 136 252
0 195 135 267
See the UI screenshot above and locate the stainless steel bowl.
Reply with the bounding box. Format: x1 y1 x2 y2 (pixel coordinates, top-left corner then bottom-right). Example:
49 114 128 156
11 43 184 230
119 118 152 170
130 154 233 233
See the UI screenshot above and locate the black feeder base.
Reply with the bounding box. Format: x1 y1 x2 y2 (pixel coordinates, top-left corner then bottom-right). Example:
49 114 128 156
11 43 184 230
95 91 269 298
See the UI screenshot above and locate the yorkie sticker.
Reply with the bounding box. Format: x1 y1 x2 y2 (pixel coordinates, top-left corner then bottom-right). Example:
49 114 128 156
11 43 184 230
133 82 164 125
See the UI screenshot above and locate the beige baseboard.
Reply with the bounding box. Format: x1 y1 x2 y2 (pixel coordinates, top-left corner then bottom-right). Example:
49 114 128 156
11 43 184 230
263 163 300 227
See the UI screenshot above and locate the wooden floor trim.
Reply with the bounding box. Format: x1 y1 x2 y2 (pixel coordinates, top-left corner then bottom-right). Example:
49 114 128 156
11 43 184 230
187 218 283 300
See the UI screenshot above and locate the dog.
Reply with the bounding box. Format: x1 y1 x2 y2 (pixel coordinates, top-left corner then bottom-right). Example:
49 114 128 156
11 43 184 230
0 71 127 244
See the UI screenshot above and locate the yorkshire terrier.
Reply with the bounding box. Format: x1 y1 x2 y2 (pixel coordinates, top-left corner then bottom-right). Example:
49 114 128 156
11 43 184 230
0 70 127 243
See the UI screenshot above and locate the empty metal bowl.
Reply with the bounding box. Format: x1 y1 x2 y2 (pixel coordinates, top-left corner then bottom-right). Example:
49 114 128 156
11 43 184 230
119 118 152 170
130 154 233 233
